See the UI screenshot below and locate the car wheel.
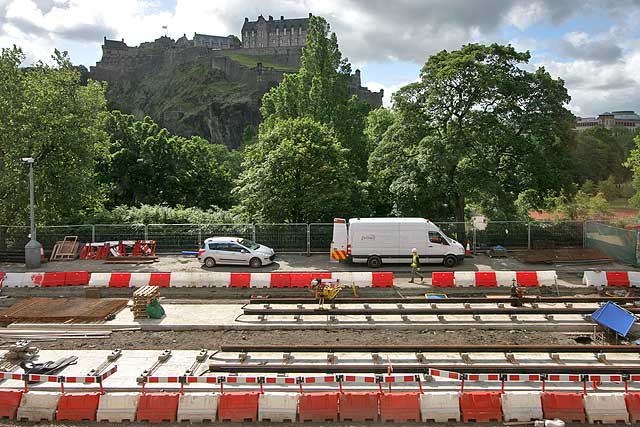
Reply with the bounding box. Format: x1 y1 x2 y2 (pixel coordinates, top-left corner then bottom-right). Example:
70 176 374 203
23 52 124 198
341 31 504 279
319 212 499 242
443 255 457 268
367 256 382 269
204 257 216 268
249 257 262 268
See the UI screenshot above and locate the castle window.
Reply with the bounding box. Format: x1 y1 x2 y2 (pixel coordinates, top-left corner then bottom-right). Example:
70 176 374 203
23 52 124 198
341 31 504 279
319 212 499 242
283 27 287 35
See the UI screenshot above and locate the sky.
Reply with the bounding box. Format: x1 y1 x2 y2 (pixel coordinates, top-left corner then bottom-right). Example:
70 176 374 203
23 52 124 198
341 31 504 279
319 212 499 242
1 0 640 116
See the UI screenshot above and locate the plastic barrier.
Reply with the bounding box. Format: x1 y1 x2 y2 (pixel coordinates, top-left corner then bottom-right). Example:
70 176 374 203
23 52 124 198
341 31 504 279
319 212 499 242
129 273 151 288
169 272 198 287
109 273 131 288
584 271 640 288
431 272 455 287
149 272 171 287
23 272 44 287
177 392 218 422
605 271 631 287
495 271 516 287
2 273 34 288
350 272 374 287
420 392 460 423
453 272 475 287
583 271 606 287
96 392 140 422
56 392 101 421
88 272 110 287
136 392 179 423
379 392 421 422
536 270 557 286
541 392 585 423
372 272 394 288
339 392 378 421
298 392 339 422
16 391 61 421
218 392 259 422
41 272 66 287
206 272 232 287
250 273 272 288
516 271 539 287
475 272 498 287
625 392 640 422
270 273 291 288
0 389 23 419
629 272 640 287
64 271 90 286
0 272 4 287
501 391 542 422
460 391 502 422
230 273 251 288
258 392 298 422
584 392 629 424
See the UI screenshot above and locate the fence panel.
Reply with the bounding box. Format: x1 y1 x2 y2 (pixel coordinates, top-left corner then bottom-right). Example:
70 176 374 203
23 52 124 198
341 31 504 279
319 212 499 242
473 221 529 249
585 221 637 265
434 222 471 244
94 224 146 242
0 226 30 251
36 225 94 250
147 224 201 253
309 223 333 253
199 224 254 242
530 221 584 249
255 224 307 253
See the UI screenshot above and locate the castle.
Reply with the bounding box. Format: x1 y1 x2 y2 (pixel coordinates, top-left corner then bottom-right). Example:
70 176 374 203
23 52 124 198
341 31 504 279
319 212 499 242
89 15 383 148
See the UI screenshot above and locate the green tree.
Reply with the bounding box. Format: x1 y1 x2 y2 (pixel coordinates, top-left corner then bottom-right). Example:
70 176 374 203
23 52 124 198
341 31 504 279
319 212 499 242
623 134 640 207
0 46 108 226
260 16 370 179
596 175 619 201
369 43 573 239
98 111 235 209
364 108 395 152
571 127 634 184
235 117 364 222
552 191 611 219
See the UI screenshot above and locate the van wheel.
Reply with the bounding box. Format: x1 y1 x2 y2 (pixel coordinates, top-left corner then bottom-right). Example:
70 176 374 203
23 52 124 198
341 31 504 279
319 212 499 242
443 255 457 268
367 256 382 269
204 257 216 268
249 257 262 268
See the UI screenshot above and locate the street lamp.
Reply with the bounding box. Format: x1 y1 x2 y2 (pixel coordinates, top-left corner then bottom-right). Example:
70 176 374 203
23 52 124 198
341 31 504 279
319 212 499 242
21 157 41 268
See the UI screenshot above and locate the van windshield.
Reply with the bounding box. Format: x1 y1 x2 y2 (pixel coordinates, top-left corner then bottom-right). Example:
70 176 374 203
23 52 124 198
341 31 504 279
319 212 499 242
238 239 261 250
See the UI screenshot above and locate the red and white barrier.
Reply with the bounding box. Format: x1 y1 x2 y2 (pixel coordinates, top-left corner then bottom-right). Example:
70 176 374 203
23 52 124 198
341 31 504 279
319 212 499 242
583 271 640 288
432 271 557 288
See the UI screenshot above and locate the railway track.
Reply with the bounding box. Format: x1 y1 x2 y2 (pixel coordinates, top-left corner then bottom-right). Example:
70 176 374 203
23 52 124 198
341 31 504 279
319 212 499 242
249 296 640 305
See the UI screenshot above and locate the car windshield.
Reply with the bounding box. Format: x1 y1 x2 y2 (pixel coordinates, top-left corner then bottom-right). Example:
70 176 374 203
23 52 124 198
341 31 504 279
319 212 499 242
238 238 261 250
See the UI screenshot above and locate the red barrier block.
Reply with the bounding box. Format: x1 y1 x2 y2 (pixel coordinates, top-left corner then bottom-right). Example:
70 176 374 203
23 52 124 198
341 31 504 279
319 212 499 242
230 273 251 288
625 392 640 422
64 271 90 286
108 273 131 288
372 272 393 288
41 272 66 287
218 392 259 422
516 271 539 287
432 272 455 287
136 392 179 423
0 389 23 419
0 272 4 288
541 392 585 423
299 392 339 422
475 272 497 287
56 392 100 421
606 271 630 287
290 272 332 288
460 391 502 422
270 273 291 288
149 272 171 287
379 392 420 422
340 392 379 421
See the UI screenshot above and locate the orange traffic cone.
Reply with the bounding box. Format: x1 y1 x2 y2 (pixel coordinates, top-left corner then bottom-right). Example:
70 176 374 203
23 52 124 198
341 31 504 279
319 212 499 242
465 240 472 257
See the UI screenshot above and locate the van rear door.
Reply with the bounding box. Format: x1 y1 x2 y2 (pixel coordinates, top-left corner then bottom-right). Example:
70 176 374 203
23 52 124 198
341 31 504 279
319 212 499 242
330 218 348 262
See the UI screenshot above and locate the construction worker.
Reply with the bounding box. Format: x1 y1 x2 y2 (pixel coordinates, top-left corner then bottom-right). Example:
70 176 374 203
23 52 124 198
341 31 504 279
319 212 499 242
409 248 424 283
510 279 523 307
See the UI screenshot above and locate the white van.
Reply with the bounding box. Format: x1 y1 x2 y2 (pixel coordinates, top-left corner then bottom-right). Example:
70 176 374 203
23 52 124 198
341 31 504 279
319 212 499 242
331 217 465 268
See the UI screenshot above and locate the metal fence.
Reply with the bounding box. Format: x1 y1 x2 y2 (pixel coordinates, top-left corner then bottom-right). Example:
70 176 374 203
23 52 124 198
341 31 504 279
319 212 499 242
0 221 589 255
585 221 639 265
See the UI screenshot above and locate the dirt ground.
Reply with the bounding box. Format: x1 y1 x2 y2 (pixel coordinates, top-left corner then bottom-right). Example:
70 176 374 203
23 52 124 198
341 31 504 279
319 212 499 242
19 328 582 350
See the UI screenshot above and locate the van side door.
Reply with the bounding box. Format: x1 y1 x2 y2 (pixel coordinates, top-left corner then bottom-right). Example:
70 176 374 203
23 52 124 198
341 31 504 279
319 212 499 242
426 231 449 262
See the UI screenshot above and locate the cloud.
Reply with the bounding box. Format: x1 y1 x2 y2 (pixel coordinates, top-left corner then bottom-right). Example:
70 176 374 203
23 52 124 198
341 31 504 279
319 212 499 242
556 31 623 64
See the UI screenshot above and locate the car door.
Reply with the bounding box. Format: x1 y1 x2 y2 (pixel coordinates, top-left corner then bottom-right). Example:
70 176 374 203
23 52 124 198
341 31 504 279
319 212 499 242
223 242 249 264
426 231 450 263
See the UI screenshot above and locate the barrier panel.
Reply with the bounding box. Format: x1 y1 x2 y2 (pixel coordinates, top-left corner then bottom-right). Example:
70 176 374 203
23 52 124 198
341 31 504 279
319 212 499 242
250 273 271 288
372 272 394 288
41 272 66 287
258 392 298 422
129 273 151 288
475 272 498 287
0 389 23 419
136 392 179 423
169 272 197 287
339 392 379 421
453 272 475 287
23 272 44 287
56 392 101 421
16 391 61 421
218 392 259 422
541 392 585 423
625 392 640 422
88 273 110 287
431 272 454 287
420 392 460 423
630 272 640 287
516 271 539 287
290 273 316 288
64 271 90 286
460 391 502 422
351 272 374 287
379 392 420 422
177 392 218 422
230 273 251 288
97 392 140 422
2 273 34 288
109 273 131 288
495 271 516 287
298 392 339 422
149 272 171 287
501 391 542 422
584 392 629 424
0 272 4 287
536 271 557 286
270 273 291 288
606 271 631 287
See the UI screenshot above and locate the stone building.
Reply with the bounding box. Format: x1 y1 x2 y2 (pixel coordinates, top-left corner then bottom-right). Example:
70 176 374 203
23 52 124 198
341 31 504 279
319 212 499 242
574 111 640 131
193 33 240 49
241 14 310 48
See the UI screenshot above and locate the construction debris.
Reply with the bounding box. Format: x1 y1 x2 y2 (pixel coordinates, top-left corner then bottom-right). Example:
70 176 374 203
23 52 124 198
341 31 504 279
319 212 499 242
80 240 157 260
0 297 128 324
514 248 614 264
49 236 81 261
132 286 160 319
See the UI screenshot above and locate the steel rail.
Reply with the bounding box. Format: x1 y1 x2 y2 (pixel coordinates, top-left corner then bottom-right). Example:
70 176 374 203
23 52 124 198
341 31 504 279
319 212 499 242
249 296 639 305
242 307 640 316
208 363 640 375
220 344 640 353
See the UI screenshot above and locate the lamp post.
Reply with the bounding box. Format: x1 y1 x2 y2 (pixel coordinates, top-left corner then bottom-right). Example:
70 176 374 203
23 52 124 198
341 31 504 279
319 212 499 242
21 157 41 268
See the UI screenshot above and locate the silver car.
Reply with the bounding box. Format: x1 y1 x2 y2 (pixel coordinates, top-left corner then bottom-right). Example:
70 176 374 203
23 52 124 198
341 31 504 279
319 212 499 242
197 237 275 268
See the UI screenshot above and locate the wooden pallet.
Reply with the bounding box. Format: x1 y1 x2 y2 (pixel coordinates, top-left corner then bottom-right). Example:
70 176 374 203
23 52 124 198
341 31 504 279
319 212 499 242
50 236 80 261
132 286 160 319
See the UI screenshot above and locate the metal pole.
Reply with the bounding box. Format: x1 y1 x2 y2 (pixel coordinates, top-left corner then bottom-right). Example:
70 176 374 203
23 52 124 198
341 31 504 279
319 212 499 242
306 224 311 257
527 222 531 250
23 158 42 268
29 163 35 241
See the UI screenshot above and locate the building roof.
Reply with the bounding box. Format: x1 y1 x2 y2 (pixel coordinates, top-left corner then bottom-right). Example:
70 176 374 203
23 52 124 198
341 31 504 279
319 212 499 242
612 111 640 121
103 38 128 49
242 15 310 32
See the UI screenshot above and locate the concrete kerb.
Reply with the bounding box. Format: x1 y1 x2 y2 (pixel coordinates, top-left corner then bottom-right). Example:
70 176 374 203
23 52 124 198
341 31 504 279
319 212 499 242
96 392 140 422
258 392 298 422
177 392 219 422
16 391 61 422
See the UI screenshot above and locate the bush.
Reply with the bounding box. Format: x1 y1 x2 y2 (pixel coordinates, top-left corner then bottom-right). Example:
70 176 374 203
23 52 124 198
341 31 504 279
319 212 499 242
88 204 242 224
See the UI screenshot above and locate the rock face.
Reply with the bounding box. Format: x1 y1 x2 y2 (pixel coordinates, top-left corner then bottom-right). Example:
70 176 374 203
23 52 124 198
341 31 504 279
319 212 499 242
89 33 383 149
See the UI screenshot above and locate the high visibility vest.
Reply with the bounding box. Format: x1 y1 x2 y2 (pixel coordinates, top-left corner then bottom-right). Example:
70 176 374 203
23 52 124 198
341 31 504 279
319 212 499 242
411 254 419 268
